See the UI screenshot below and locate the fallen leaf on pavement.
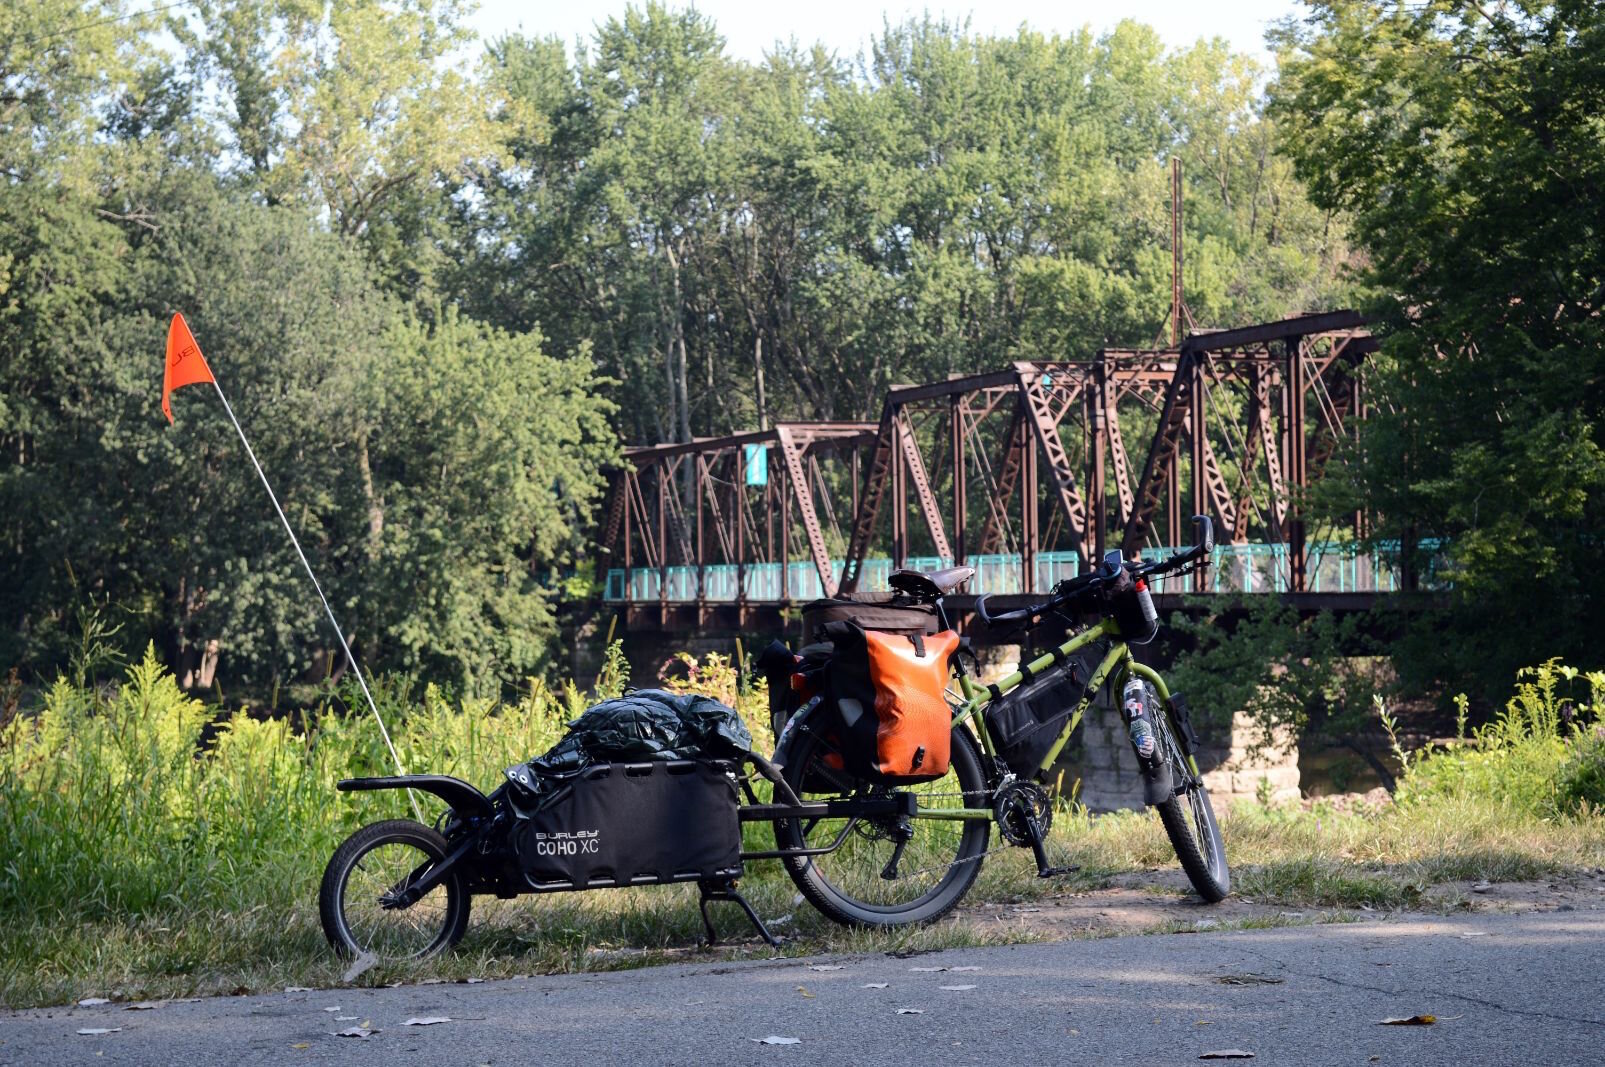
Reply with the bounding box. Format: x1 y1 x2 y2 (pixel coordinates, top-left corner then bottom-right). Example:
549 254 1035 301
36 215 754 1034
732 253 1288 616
909 966 946 972
895 1008 925 1015
403 1017 450 1026
341 952 377 983
1380 1015 1436 1025
862 983 889 989
808 965 844 972
76 1028 121 1036
751 1035 801 1045
77 997 111 1006
284 986 312 993
1199 1051 1255 1059
337 1016 358 1021
124 1002 159 1011
1472 882 1491 892
334 1026 378 1038
796 986 815 999
459 977 486 984
291 1043 310 1049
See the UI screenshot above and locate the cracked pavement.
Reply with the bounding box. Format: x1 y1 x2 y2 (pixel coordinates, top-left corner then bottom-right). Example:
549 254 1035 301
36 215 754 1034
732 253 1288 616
3 910 1600 1065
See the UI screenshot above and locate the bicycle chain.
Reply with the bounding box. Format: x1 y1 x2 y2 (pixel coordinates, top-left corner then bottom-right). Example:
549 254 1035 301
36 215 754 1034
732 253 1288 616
872 785 1075 882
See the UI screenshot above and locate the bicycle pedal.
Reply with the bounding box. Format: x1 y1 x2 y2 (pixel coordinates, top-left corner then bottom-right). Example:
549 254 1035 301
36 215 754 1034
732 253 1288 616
1036 864 1081 879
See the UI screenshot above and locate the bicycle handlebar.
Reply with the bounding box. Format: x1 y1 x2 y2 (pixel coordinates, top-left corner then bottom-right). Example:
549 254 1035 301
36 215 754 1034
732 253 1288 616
974 515 1214 632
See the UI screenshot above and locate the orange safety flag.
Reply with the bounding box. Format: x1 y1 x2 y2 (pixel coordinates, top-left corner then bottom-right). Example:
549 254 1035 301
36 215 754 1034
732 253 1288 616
162 312 215 424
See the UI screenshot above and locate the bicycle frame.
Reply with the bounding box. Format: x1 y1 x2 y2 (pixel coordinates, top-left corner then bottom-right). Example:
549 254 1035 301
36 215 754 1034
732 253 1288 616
908 617 1200 823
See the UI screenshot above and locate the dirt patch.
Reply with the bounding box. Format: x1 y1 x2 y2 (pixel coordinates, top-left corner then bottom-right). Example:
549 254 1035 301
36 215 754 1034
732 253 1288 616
958 865 1605 941
1422 866 1605 914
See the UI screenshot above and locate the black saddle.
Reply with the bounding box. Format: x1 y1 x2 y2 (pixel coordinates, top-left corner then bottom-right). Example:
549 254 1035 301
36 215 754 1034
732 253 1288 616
888 565 976 599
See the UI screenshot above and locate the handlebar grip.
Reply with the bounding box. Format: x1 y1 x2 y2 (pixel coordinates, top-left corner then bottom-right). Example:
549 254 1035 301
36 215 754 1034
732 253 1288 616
975 593 1037 629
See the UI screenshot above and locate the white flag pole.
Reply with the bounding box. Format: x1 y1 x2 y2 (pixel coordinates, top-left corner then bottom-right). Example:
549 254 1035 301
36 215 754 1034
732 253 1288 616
208 379 424 824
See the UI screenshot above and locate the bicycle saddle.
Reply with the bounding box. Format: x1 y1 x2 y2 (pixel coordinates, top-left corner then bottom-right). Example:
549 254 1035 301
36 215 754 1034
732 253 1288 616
888 565 976 598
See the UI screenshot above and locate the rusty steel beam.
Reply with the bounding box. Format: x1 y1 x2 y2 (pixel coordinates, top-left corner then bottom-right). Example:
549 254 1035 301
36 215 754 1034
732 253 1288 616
1183 310 1368 354
976 401 1028 555
774 425 837 598
1123 348 1200 554
839 411 896 595
600 473 627 558
895 409 953 562
1229 363 1276 543
1015 362 1090 565
1286 335 1310 592
950 396 967 564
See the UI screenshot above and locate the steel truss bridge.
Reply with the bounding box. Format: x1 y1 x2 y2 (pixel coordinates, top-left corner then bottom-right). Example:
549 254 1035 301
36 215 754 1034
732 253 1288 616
600 312 1415 631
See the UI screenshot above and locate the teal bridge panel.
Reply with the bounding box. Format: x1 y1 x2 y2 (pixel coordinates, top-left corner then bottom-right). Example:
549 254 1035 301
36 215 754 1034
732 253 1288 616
603 542 1438 604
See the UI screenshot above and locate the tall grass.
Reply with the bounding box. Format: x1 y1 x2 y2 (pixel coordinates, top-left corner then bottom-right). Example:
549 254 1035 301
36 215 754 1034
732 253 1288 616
0 646 594 921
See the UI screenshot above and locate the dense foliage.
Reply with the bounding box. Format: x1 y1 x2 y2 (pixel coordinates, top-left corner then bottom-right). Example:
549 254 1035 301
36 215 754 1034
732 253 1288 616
1 2 1353 691
458 9 1353 440
1271 1 1605 697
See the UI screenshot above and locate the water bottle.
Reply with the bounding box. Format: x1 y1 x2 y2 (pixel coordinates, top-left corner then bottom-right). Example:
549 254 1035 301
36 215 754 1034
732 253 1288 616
1122 679 1156 759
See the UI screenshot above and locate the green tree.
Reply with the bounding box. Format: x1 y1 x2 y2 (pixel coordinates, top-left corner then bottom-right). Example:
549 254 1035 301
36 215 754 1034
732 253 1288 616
1271 1 1605 699
360 309 617 689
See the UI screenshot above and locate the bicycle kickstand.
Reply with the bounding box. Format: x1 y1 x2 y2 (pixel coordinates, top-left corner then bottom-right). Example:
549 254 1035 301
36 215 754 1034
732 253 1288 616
698 879 781 948
1024 814 1078 879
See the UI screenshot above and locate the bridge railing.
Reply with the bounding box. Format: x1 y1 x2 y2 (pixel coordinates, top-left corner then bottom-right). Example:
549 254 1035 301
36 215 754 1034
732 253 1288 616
602 541 1444 603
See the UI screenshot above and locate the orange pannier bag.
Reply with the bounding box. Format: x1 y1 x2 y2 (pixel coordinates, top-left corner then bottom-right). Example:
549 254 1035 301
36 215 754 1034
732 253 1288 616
819 621 960 783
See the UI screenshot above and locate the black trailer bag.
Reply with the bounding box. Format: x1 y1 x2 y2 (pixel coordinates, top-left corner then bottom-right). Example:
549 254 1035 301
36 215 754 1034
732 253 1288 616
984 660 1084 780
801 593 939 642
507 760 742 891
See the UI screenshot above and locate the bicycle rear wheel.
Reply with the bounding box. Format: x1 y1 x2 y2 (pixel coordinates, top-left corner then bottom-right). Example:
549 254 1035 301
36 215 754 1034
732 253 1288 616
1151 704 1230 901
775 724 990 927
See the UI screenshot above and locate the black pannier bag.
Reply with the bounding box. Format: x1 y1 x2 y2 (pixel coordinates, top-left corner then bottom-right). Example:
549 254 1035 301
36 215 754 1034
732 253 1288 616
506 760 742 891
984 660 1085 780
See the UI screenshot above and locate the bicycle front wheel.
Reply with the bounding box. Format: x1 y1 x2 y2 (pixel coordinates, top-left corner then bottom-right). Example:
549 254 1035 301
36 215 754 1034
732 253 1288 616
775 724 991 928
319 819 471 961
1151 705 1230 902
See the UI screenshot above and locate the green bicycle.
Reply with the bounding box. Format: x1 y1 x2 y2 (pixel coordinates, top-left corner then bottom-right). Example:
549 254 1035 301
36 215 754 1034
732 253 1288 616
770 516 1229 928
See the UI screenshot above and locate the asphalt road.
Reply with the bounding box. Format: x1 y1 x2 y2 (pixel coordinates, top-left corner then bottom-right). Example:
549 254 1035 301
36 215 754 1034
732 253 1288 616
4 910 1602 1066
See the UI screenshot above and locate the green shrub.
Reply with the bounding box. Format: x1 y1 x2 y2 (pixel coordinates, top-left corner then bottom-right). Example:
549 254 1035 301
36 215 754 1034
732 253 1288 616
1399 660 1603 817
1558 727 1605 815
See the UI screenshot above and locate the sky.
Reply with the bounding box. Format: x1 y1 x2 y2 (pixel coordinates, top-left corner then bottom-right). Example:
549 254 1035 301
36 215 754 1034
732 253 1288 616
465 1 1311 66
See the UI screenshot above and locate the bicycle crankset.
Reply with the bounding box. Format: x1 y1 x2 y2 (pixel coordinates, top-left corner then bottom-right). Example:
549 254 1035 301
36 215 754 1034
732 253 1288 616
993 781 1078 879
993 781 1052 846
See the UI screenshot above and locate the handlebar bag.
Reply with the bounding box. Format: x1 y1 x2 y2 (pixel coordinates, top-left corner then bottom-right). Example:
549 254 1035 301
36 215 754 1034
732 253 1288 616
1105 569 1160 645
821 620 960 783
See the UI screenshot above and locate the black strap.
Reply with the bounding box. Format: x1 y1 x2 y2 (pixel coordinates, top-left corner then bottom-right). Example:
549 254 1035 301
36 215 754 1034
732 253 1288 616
986 683 1003 701
908 632 926 657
